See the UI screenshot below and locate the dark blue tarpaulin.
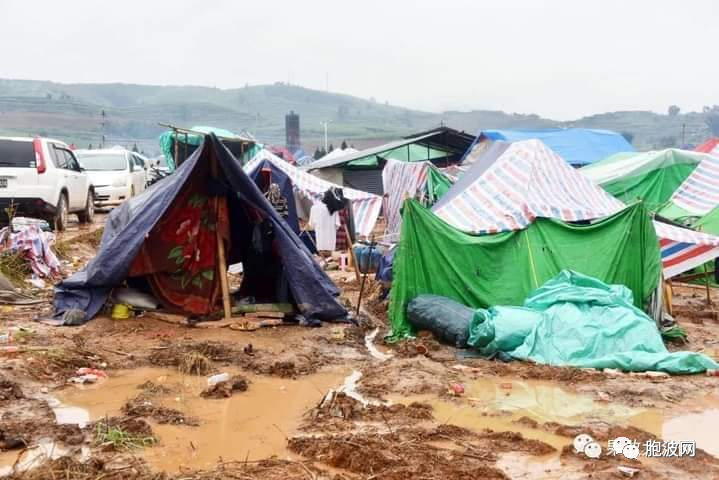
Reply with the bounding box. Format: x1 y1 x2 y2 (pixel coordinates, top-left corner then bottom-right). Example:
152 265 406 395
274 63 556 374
54 134 347 324
246 158 300 234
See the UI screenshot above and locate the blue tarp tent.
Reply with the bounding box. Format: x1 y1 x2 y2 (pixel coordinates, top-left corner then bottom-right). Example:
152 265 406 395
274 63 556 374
54 134 347 324
468 128 634 167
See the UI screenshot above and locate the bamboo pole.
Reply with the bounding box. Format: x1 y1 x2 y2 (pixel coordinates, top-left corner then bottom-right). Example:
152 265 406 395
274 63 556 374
344 223 361 282
209 149 232 321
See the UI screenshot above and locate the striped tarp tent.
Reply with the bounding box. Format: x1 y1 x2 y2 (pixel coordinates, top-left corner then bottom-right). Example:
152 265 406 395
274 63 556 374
666 152 719 216
695 138 719 156
433 139 625 234
245 150 382 237
653 221 719 278
382 159 452 239
431 139 719 278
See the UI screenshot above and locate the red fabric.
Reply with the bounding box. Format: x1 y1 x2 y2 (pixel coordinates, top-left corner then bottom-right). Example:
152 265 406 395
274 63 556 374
129 174 229 315
335 208 349 251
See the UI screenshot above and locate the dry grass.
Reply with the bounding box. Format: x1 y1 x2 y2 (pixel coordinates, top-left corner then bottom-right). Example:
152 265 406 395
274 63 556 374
0 251 30 287
178 352 213 375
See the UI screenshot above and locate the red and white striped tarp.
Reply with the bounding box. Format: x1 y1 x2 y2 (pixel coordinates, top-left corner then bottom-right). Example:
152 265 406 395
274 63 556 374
382 159 432 238
433 139 625 234
669 152 719 215
653 221 719 278
695 138 719 156
245 150 382 237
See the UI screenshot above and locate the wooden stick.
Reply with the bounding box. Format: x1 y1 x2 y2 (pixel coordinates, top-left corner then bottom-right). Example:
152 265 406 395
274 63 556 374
343 223 361 282
209 149 232 321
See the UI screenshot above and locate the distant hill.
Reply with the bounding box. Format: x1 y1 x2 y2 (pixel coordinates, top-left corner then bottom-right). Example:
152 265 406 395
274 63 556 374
0 78 713 155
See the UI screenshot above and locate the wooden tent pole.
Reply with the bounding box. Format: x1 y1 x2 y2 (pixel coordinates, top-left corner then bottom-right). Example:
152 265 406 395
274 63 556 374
344 223 361 283
209 149 232 321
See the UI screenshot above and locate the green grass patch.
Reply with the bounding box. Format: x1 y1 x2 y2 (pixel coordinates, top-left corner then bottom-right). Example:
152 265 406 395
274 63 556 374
94 419 156 450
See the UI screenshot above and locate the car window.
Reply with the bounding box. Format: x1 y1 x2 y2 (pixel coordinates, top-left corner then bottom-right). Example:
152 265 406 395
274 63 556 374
65 150 81 171
133 154 145 169
54 146 80 171
0 140 34 168
52 145 68 169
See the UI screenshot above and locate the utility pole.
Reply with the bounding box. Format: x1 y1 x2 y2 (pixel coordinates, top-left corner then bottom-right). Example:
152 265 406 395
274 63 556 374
100 109 106 148
682 123 686 147
320 121 331 151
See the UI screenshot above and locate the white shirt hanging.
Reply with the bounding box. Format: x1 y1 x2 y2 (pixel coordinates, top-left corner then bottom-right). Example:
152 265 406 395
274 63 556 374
309 202 340 251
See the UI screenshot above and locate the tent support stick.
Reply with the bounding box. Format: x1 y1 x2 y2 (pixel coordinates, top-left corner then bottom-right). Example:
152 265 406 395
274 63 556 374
344 224 361 283
704 263 712 306
356 235 375 316
209 149 232 321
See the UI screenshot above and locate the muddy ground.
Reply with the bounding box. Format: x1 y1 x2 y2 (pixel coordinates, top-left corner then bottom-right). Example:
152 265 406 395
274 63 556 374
0 215 718 479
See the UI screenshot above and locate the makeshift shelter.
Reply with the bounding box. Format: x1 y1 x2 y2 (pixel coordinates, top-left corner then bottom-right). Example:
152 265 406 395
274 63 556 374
268 145 296 165
306 127 474 195
54 135 347 324
389 199 661 339
581 149 706 212
382 159 453 239
388 139 719 338
695 138 719 156
465 128 634 167
158 125 257 170
244 150 382 238
433 140 625 234
582 148 719 277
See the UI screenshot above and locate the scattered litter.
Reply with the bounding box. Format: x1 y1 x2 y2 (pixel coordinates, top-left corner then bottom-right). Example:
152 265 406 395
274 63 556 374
27 277 45 289
364 327 392 361
207 373 230 386
448 383 465 396
112 287 161 310
201 374 248 398
618 466 640 477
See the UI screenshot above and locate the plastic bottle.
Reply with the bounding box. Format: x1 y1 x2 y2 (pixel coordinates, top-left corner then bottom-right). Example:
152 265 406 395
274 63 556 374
207 373 230 386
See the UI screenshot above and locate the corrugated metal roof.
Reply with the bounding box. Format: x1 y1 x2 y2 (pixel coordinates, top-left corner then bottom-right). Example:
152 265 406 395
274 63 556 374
305 131 440 170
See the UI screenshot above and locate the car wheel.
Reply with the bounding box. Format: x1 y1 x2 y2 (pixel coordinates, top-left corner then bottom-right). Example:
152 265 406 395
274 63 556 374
77 190 95 224
54 193 68 231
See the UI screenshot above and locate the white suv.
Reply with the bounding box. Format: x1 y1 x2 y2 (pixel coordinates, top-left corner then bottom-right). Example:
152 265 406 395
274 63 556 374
0 137 94 230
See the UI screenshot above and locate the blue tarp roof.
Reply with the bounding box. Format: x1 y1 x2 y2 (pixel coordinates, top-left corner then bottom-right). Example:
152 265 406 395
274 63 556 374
476 128 634 166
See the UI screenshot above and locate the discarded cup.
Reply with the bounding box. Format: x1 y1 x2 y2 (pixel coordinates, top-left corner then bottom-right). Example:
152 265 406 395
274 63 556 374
207 373 230 386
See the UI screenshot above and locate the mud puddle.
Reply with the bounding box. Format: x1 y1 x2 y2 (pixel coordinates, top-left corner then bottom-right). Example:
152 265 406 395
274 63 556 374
52 366 348 473
395 377 719 457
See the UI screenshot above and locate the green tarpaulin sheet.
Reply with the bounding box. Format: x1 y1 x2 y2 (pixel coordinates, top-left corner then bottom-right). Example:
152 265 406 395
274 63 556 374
347 143 453 168
582 149 704 213
425 166 452 205
388 200 661 340
468 270 718 374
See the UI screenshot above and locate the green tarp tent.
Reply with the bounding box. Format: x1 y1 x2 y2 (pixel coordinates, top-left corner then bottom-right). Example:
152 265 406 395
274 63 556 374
581 149 704 212
159 126 257 171
388 200 661 339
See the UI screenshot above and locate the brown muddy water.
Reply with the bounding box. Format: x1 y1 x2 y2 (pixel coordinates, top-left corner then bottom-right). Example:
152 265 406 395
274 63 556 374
2 369 718 476
394 377 719 457
53 367 348 473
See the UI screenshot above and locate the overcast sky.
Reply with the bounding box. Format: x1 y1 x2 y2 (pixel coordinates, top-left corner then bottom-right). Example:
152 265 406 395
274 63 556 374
0 0 716 119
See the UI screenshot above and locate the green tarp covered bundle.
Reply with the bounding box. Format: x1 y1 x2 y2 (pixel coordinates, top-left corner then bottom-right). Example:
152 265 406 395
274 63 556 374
468 270 718 374
388 200 661 340
581 149 704 212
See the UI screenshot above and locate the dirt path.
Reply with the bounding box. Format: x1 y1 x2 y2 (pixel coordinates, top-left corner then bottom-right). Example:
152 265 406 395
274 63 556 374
0 225 718 479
